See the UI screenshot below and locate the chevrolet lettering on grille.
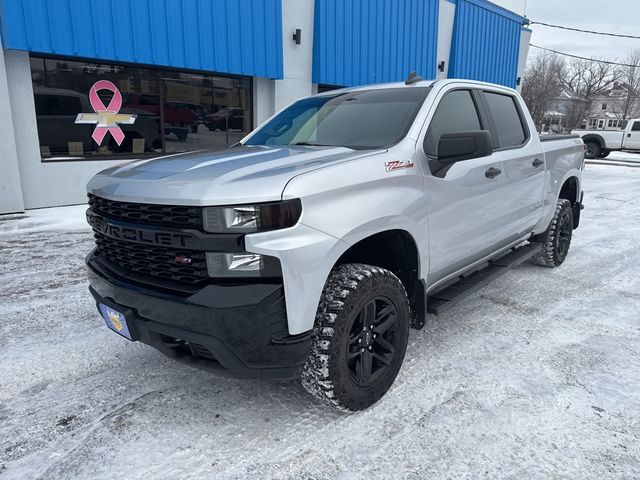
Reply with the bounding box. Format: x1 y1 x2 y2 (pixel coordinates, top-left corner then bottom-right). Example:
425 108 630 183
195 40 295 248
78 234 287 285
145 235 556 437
87 211 191 248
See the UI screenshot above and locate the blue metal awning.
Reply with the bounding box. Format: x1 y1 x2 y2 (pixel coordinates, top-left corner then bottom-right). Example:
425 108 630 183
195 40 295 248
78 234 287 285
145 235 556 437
312 0 440 87
448 0 527 88
0 0 284 79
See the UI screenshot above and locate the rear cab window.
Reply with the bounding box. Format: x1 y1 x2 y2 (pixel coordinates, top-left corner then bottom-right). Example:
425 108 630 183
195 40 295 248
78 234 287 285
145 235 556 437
482 91 529 149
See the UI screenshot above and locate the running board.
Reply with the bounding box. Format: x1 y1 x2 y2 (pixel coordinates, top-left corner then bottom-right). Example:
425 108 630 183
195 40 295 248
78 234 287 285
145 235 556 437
426 243 542 315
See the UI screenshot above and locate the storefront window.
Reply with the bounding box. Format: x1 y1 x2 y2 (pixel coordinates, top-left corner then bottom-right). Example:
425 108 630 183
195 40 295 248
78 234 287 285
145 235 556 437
30 56 252 161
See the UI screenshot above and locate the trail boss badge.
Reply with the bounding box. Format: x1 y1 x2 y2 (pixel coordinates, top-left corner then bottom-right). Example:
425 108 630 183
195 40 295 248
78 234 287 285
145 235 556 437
385 160 414 172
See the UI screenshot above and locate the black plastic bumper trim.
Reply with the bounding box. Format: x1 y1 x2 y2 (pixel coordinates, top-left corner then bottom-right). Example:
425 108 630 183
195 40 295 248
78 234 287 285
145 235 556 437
87 256 311 380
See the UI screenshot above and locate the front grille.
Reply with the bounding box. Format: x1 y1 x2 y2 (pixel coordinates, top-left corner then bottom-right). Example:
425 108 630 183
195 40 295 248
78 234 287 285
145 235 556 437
94 231 208 285
88 194 203 230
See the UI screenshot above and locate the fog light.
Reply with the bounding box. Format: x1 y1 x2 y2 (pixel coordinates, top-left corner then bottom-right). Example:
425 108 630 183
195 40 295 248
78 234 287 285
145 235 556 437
206 252 282 278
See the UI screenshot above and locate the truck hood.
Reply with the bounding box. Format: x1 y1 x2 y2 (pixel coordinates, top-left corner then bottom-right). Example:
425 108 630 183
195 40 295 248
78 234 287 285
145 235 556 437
87 145 383 205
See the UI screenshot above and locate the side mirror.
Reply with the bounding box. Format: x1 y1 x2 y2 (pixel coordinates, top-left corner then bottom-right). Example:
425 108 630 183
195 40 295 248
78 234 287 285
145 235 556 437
437 130 493 164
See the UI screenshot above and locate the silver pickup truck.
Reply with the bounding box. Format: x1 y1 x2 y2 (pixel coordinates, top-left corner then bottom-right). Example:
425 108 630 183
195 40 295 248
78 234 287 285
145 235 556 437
85 78 585 411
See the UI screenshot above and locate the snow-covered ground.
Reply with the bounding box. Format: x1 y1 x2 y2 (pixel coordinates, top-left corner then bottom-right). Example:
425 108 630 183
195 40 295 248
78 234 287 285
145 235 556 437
587 151 640 168
1 164 640 479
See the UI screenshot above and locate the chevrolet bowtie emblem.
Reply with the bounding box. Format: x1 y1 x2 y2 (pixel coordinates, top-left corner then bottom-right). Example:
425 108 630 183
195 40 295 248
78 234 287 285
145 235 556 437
108 311 124 332
75 80 136 146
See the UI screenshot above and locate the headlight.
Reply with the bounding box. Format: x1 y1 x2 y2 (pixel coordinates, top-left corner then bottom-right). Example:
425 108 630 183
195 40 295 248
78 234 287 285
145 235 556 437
202 199 302 233
206 252 282 278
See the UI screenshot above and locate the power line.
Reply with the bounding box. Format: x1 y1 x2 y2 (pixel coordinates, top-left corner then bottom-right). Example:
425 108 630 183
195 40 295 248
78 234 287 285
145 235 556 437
530 45 640 68
529 21 640 40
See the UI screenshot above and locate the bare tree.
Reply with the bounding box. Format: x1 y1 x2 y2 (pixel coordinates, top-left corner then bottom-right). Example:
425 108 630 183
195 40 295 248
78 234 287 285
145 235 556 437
610 50 640 124
562 57 617 129
521 52 565 131
563 96 591 131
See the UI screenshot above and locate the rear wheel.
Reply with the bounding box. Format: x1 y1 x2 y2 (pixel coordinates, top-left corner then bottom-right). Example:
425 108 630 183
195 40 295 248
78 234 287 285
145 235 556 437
584 142 601 159
301 264 410 411
599 149 611 159
175 131 188 141
530 199 574 267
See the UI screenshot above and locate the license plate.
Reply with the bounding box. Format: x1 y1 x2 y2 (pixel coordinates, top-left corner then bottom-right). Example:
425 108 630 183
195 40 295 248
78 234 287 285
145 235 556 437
98 303 133 340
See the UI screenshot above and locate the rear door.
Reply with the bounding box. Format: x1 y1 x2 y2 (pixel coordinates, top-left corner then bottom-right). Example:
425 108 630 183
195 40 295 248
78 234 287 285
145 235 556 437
421 88 512 284
479 89 545 239
624 120 640 150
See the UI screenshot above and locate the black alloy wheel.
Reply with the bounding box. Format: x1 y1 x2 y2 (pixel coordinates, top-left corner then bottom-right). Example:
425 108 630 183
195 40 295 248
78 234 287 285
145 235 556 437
347 297 398 387
301 264 411 411
531 199 574 268
556 209 573 260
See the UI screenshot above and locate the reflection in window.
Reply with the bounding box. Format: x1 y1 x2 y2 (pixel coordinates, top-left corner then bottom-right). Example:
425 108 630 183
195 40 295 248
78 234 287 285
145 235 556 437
30 56 252 161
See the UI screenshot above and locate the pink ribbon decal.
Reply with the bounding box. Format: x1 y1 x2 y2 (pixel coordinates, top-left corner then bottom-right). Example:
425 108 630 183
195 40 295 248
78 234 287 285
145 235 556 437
89 80 124 145
75 80 136 147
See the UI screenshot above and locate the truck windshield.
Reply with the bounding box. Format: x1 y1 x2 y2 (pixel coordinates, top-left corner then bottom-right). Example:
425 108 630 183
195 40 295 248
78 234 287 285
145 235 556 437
244 87 430 150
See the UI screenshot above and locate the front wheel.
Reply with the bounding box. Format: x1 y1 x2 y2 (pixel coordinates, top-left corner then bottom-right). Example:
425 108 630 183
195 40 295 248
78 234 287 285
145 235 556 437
301 264 410 411
530 199 574 267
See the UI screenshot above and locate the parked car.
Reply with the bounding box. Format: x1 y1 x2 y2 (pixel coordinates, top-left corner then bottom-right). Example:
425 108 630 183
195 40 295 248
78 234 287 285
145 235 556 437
126 94 197 141
572 119 640 159
85 78 585 411
205 107 244 131
34 87 161 155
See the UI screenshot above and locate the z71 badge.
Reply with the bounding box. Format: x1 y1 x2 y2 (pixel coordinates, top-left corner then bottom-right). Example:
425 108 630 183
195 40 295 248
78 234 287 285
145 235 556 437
385 160 414 172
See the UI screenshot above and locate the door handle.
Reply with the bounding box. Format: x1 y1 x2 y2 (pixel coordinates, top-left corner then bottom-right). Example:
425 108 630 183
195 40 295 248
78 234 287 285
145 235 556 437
485 167 502 179
532 158 544 168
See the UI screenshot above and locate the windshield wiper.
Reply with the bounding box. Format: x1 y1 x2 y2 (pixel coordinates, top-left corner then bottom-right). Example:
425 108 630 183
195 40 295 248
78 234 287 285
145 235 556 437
291 141 335 147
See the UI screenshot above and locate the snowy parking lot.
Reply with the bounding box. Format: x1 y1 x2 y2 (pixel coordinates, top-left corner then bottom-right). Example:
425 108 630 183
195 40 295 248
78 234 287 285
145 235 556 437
1 160 640 479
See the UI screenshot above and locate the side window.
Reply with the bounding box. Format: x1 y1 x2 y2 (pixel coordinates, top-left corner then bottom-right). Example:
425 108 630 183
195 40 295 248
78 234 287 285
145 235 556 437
424 90 481 157
632 122 640 132
483 92 527 148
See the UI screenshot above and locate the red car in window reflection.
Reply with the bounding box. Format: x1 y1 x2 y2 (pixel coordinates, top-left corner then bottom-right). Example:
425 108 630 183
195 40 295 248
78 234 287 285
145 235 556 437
127 94 198 141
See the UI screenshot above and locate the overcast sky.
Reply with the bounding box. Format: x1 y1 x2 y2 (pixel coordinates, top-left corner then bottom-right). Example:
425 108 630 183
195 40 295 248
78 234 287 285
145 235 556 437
523 0 640 61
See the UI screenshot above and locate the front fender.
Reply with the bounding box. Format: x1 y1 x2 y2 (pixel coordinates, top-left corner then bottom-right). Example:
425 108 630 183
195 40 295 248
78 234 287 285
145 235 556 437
283 147 429 275
248 147 430 335
245 223 350 335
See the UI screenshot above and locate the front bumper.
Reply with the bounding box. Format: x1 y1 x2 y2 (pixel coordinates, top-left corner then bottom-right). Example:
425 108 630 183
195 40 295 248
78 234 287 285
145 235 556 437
87 253 311 379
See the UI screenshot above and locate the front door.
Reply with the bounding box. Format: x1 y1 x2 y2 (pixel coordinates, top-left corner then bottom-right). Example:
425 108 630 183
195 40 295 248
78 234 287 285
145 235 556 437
625 121 640 150
421 88 512 285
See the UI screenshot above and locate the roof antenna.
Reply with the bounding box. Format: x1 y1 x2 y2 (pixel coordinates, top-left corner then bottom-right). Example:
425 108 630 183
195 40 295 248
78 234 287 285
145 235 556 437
405 71 423 85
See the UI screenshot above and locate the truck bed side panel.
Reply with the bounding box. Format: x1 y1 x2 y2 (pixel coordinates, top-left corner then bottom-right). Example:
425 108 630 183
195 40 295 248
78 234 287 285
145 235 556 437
536 137 584 235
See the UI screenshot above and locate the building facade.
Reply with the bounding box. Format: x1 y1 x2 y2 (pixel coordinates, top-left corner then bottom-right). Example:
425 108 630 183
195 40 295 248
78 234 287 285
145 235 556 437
0 0 529 214
544 82 640 133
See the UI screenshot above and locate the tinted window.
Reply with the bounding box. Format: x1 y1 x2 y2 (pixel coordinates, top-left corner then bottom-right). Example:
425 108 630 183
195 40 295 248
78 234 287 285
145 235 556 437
424 90 481 156
246 88 430 149
484 92 527 148
632 122 640 132
30 56 252 160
